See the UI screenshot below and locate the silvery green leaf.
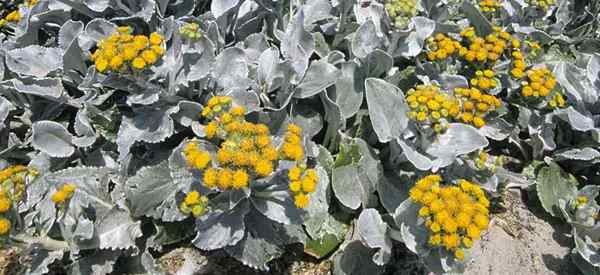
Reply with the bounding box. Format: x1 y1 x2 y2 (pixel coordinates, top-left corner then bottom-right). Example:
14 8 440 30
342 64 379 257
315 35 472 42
377 174 406 214
281 10 315 80
171 101 202 127
32 121 75 158
224 228 283 271
355 138 381 197
0 96 14 130
426 123 489 169
226 89 261 113
72 108 97 148
335 61 365 119
536 161 578 217
94 208 143 250
357 209 392 265
291 102 324 138
241 33 269 63
6 46 62 77
26 250 64 275
11 77 64 99
365 78 409 143
211 0 240 18
554 61 598 104
460 1 493 36
192 201 249 250
112 0 155 22
554 107 597 132
213 47 251 90
59 20 84 50
69 250 121 275
250 171 303 225
392 17 435 57
332 164 362 210
332 240 385 275
302 0 333 26
117 105 177 162
304 167 341 237
126 161 187 222
572 250 600 275
79 18 118 51
574 226 600 268
353 0 385 36
294 60 341 98
480 118 513 141
352 20 382 59
587 54 600 88
554 147 600 162
394 139 433 170
147 220 195 251
184 36 215 82
364 50 393 78
393 199 429 254
84 0 110 12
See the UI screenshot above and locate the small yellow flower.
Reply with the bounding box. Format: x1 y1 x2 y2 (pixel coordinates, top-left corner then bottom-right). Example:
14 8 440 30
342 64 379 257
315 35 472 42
294 193 309 208
455 249 465 261
117 26 132 33
203 168 218 188
301 177 316 193
110 56 124 70
62 183 76 193
254 160 273 177
0 218 10 235
232 170 249 189
192 205 206 217
95 58 109 72
151 45 165 56
192 151 211 170
217 169 233 189
132 57 146 70
287 124 303 136
289 181 301 193
149 32 163 45
288 167 302 181
133 35 149 50
122 46 138 61
230 106 246 116
184 191 200 205
205 121 217 138
51 190 68 204
142 50 158 65
0 197 10 213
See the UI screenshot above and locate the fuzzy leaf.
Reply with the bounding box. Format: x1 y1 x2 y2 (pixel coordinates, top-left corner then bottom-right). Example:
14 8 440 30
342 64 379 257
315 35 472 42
365 78 409 143
335 61 365 119
332 241 385 275
5 46 62 77
332 165 362 210
192 201 249 250
294 60 341 98
426 123 489 169
211 0 239 18
536 161 578 217
251 171 303 225
281 11 315 80
357 209 392 265
32 121 75 158
352 20 382 59
94 208 143 250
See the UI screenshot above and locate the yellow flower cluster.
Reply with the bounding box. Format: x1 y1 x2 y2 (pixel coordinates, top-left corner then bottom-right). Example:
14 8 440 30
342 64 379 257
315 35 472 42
51 183 76 204
180 191 209 218
470 69 497 90
426 33 463 61
527 0 556 10
201 95 232 120
288 166 318 209
472 150 504 172
459 27 520 64
280 124 305 161
406 84 461 132
478 0 501 12
0 0 37 27
548 93 566 109
193 96 283 191
409 175 490 261
520 67 556 98
510 50 527 78
454 87 502 128
179 22 202 40
90 26 165 73
384 0 418 29
0 165 35 203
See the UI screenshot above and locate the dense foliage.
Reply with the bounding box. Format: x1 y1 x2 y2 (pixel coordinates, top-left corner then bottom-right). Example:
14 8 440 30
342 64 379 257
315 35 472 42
0 0 599 274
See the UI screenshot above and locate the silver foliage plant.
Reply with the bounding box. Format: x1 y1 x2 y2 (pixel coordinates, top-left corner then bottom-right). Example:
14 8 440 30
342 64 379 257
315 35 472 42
0 0 598 274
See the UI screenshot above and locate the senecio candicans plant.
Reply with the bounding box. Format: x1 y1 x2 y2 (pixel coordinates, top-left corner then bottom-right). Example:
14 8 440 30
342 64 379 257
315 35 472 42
0 0 598 274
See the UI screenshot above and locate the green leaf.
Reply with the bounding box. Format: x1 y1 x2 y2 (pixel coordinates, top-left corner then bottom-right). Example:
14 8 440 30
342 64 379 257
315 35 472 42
365 78 409 143
460 1 493 36
332 165 362 210
352 20 382 59
294 60 341 98
357 209 391 265
32 121 75 158
305 233 342 259
536 161 578 217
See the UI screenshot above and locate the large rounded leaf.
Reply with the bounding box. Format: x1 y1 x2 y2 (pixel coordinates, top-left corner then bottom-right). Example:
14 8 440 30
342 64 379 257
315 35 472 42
365 78 408 143
32 121 75 158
